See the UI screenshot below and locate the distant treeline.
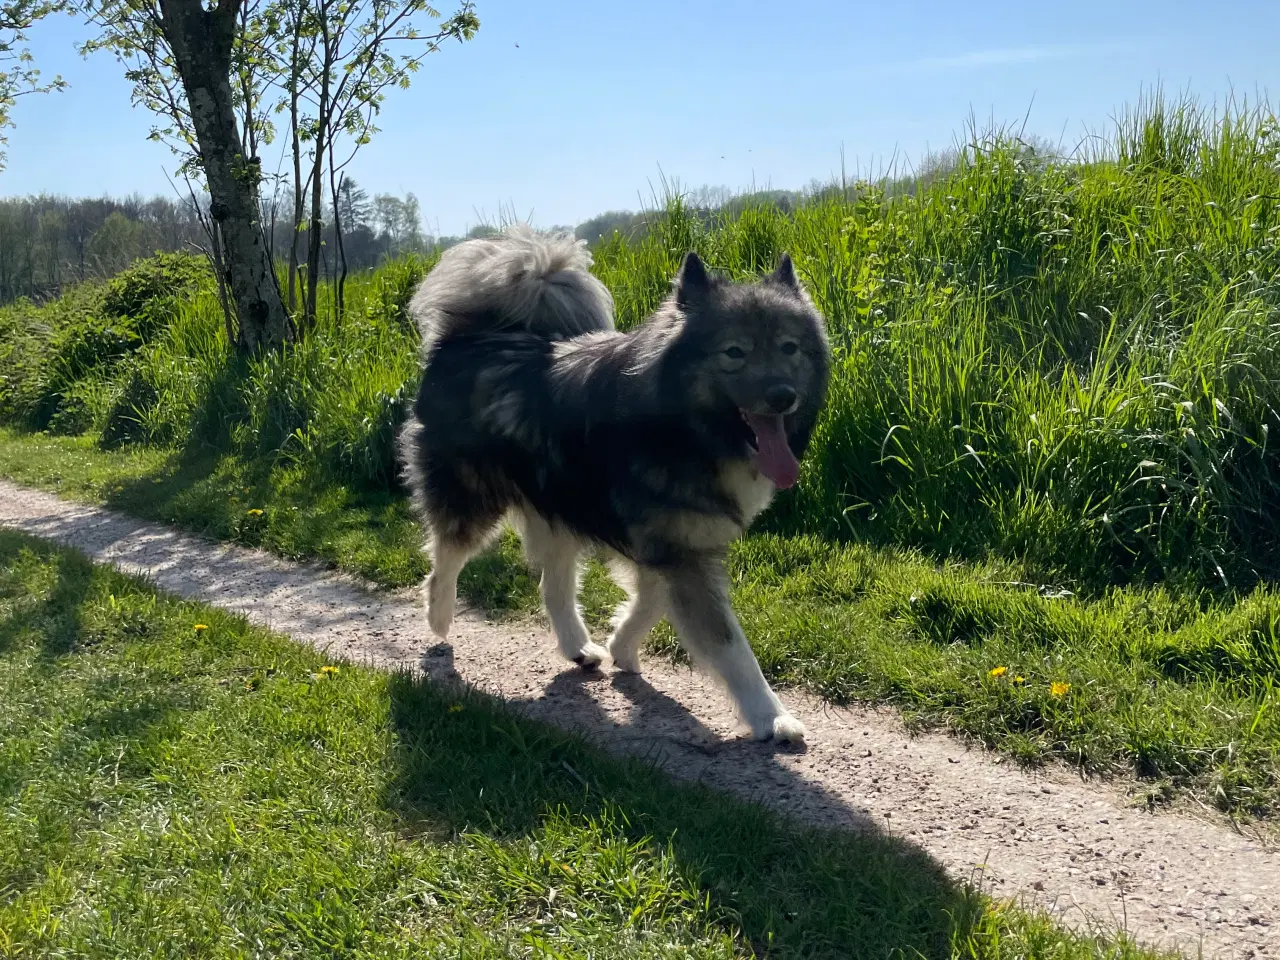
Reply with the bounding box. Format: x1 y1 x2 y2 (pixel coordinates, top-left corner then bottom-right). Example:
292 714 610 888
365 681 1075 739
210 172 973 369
0 181 446 306
0 140 1037 306
0 195 205 304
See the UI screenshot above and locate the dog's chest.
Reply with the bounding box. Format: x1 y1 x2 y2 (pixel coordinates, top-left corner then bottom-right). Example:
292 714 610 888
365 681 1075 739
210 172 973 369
720 461 776 527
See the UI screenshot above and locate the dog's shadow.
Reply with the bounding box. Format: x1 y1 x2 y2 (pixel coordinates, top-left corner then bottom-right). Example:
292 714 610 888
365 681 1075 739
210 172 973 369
391 639 977 957
420 637 881 831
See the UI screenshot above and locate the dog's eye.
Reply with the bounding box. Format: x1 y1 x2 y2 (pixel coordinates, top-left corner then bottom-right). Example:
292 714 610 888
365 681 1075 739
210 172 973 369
780 342 798 356
723 346 746 360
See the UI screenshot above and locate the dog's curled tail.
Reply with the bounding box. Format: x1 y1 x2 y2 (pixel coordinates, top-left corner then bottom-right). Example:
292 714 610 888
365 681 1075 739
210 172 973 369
409 224 614 351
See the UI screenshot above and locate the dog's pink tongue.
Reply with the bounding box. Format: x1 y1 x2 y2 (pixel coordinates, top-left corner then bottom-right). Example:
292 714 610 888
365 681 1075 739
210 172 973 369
744 413 800 489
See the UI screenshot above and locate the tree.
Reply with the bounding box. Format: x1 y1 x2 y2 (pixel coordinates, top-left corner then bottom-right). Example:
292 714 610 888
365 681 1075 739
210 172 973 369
81 0 293 351
373 190 423 252
73 0 476 342
267 0 477 327
335 176 371 232
0 0 66 169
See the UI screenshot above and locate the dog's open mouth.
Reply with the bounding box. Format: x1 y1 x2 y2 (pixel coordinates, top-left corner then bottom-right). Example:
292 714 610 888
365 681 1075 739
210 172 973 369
740 411 800 489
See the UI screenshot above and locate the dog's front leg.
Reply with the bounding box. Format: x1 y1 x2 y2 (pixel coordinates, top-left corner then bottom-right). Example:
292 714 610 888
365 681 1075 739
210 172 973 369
664 559 806 744
606 563 667 673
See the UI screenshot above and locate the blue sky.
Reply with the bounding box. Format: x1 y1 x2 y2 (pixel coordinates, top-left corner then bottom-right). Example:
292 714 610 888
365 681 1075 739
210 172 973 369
4 0 1279 235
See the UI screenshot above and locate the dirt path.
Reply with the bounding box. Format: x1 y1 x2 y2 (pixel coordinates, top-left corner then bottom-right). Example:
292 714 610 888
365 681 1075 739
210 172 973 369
0 480 1275 958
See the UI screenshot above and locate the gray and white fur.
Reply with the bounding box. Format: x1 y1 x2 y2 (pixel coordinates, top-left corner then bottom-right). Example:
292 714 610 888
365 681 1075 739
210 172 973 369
400 225 830 743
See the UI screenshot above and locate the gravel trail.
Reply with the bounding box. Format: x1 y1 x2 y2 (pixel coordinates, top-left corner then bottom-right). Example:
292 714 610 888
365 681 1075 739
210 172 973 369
1 479 1275 958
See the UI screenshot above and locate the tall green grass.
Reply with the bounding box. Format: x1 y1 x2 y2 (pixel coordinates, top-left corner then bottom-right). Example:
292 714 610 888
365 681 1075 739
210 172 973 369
3 93 1280 815
592 96 1280 592
8 98 1280 592
1 252 428 492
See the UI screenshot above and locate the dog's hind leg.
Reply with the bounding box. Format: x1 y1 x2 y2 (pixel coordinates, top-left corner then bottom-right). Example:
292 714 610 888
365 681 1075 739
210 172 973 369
424 502 501 639
606 563 666 674
425 530 487 638
662 558 805 744
516 510 608 670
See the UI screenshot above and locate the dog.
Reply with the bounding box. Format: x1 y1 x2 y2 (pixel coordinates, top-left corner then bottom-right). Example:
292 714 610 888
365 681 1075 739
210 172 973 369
399 225 830 742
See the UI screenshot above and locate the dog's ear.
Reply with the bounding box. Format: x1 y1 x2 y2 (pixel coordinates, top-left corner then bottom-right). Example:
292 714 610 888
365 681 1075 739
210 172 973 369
675 251 713 308
768 253 801 293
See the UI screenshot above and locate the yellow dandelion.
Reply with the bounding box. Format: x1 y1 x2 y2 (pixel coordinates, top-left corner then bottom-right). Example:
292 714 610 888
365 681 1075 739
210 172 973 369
193 623 209 633
246 508 264 517
989 666 1007 679
319 665 339 676
1050 681 1071 697
448 704 464 713
1013 675 1026 684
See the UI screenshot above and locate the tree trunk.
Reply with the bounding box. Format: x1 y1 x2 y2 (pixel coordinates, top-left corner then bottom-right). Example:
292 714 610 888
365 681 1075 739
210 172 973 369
287 108 301 315
304 118 326 328
303 15 333 329
157 0 291 352
330 157 347 322
286 9 304 314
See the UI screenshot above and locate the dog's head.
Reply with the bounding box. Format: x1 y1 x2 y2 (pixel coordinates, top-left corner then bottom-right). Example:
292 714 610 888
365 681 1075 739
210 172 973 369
669 251 831 489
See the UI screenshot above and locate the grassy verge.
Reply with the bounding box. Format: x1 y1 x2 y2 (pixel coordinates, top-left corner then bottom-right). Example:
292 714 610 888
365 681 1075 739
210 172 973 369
4 429 1278 823
3 96 1280 821
0 529 1171 958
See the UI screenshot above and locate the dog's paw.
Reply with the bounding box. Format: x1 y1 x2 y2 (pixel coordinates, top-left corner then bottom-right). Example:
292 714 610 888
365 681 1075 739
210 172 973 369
770 713 807 744
427 605 452 638
425 576 454 638
607 640 642 674
571 641 608 671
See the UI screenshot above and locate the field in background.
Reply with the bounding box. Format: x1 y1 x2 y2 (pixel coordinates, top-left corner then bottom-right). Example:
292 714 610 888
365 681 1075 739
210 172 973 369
2 94 1279 818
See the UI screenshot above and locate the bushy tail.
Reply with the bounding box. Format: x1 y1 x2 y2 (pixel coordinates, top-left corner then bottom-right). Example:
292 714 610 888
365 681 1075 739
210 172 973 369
409 225 614 353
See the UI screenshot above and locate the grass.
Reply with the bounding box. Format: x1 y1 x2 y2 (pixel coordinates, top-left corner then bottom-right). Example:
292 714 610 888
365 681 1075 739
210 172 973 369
0 530 1172 958
1 92 1280 820
4 428 1279 823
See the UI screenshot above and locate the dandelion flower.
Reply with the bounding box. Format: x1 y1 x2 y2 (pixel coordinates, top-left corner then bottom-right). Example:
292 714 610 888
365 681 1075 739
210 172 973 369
246 508 264 517
319 665 339 676
989 666 1007 678
193 623 209 633
449 704 464 713
1050 681 1071 697
1013 675 1025 684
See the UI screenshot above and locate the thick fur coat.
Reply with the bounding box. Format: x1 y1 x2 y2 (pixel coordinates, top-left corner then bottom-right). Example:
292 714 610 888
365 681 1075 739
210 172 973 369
400 226 830 742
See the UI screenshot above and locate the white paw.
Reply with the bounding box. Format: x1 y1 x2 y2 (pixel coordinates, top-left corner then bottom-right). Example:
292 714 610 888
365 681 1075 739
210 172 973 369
770 713 807 744
607 640 642 673
747 712 807 744
427 603 452 638
426 575 454 638
570 640 608 671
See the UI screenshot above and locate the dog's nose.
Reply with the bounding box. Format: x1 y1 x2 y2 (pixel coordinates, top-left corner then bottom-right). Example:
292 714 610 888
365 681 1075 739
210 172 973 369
765 383 797 413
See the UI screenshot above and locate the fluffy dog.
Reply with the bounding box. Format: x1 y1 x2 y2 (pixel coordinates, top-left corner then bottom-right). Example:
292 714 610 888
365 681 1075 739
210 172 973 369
399 226 830 742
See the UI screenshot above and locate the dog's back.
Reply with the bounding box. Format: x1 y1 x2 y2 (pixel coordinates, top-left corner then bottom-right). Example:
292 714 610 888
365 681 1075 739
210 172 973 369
409 225 615 353
399 226 623 550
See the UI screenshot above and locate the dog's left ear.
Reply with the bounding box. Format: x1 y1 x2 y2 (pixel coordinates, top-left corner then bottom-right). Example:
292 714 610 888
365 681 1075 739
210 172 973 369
675 251 714 308
768 253 802 293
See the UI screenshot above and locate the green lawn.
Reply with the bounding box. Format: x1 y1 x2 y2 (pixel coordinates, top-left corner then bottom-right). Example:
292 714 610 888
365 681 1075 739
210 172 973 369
3 429 1279 824
3 98 1280 823
0 529 1168 958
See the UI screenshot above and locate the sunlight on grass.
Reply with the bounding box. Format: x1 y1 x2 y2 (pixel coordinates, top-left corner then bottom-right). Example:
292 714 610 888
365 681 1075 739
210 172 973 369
2 92 1280 818
0 531 1172 958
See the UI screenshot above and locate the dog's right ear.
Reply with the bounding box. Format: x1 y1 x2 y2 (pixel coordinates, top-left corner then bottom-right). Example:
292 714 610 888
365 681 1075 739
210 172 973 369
769 253 801 293
675 251 713 308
